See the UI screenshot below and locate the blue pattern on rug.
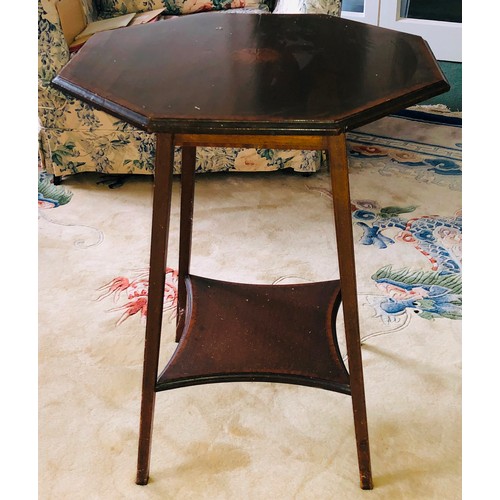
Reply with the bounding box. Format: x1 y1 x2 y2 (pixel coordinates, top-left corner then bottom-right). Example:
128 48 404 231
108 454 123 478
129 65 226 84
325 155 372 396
352 200 462 321
308 116 462 325
348 131 462 191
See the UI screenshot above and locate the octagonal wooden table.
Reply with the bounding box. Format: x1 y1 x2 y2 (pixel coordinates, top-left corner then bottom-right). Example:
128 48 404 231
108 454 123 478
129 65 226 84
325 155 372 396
53 12 449 490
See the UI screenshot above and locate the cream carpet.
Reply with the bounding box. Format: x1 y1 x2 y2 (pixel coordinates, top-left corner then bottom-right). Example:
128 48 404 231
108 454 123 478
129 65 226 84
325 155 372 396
39 111 461 499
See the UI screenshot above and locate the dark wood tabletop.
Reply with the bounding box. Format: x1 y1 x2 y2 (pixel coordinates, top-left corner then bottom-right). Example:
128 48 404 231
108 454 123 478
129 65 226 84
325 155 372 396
52 13 449 135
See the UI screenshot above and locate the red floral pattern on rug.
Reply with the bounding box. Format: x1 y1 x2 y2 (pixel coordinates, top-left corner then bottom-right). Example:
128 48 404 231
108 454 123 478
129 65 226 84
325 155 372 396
96 268 178 325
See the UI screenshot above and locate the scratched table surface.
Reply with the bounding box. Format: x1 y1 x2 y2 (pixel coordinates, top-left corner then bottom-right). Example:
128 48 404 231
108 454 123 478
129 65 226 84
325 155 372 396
52 13 449 134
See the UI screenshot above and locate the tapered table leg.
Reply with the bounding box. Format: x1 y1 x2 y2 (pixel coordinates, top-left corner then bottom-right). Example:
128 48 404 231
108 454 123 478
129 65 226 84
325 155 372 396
327 133 373 490
136 133 175 485
176 146 196 342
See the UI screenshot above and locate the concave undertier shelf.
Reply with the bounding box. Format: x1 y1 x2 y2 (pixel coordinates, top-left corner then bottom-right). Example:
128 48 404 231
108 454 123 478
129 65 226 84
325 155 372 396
156 275 351 393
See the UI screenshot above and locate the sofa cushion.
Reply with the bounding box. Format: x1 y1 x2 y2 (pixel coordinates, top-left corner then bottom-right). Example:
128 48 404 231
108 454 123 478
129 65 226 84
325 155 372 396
96 0 271 16
298 0 341 16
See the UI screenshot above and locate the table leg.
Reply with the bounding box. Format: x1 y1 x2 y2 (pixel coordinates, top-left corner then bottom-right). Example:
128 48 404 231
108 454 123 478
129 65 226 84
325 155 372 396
327 134 373 490
136 133 175 485
176 146 196 342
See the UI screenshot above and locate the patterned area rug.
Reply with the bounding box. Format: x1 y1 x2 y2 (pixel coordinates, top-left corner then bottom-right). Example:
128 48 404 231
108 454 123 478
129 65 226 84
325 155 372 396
39 110 461 499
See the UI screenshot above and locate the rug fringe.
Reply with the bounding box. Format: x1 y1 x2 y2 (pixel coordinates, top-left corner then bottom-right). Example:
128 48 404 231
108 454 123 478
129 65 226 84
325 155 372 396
408 104 462 118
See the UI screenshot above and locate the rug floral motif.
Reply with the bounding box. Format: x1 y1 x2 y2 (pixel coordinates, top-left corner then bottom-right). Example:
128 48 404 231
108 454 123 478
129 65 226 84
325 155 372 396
96 268 178 325
351 200 461 321
347 131 462 191
348 116 461 324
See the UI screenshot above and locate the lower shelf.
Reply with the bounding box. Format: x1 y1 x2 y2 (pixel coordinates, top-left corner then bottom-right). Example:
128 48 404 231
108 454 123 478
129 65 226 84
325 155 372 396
156 275 351 394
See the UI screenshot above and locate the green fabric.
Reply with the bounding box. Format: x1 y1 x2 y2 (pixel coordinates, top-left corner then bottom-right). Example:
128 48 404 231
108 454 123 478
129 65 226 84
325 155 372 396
421 62 462 111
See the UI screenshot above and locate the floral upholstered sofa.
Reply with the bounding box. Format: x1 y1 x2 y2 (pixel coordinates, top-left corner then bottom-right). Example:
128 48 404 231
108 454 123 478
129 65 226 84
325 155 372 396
38 0 342 181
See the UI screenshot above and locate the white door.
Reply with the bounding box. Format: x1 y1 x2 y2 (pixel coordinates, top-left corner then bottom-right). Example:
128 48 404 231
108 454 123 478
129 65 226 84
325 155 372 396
341 0 380 26
379 0 461 62
341 0 462 62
